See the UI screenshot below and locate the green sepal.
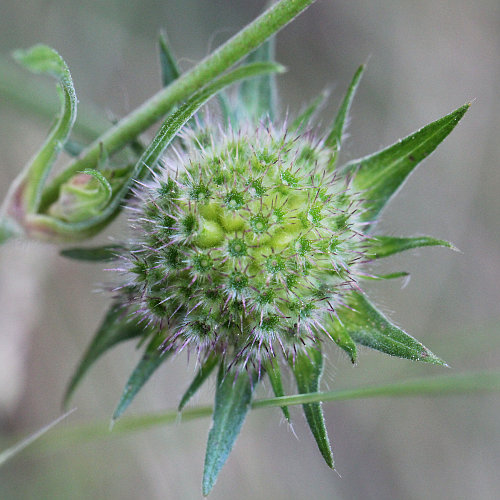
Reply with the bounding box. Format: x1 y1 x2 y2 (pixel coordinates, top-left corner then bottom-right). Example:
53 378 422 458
4 45 77 215
323 315 357 363
325 64 365 166
178 354 219 412
337 291 446 365
264 360 291 421
112 334 172 422
64 303 150 407
202 365 259 497
158 29 181 87
237 37 277 123
290 90 329 133
343 103 470 226
364 235 456 259
290 346 334 469
60 245 124 262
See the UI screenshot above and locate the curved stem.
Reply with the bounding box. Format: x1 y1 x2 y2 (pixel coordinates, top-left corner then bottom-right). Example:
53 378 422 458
39 0 316 211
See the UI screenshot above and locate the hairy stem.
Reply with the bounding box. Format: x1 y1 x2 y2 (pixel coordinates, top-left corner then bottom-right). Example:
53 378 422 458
39 0 316 211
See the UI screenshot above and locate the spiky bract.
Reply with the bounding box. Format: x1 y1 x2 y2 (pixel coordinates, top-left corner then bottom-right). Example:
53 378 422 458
117 122 367 368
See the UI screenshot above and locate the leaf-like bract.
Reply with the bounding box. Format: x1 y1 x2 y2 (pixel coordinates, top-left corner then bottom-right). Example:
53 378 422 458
291 347 334 468
202 366 259 496
178 355 218 412
343 103 470 225
325 64 365 166
64 303 150 407
324 315 357 363
112 335 172 421
265 361 290 421
364 235 455 259
336 292 446 365
158 30 181 87
60 245 124 262
238 38 277 122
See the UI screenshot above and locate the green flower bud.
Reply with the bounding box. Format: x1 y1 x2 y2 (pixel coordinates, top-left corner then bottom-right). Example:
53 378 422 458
117 122 366 366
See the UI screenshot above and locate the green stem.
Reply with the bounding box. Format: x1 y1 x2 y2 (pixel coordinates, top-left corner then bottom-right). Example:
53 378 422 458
24 370 500 454
39 0 316 211
0 56 109 141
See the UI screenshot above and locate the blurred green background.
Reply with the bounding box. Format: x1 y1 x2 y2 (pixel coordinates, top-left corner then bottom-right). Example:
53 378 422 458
1 0 499 498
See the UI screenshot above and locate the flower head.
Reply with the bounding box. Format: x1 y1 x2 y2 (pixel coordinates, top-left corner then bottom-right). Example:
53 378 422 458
64 57 468 497
118 121 366 369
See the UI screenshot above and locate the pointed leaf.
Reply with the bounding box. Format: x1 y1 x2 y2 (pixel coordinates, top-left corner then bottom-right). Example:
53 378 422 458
364 235 456 259
290 90 329 133
178 354 219 412
343 103 470 224
324 315 357 363
60 245 124 262
64 303 150 407
264 361 290 421
113 334 172 421
291 347 334 468
158 30 180 87
8 45 77 214
337 291 446 365
325 64 365 163
202 366 259 496
361 271 410 281
238 37 277 122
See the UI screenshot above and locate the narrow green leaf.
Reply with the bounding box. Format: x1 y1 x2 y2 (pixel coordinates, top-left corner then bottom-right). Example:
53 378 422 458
158 30 181 87
325 64 365 163
6 45 77 214
64 303 150 407
364 235 456 259
113 335 171 422
24 371 500 453
337 292 446 365
202 365 259 496
361 271 410 281
290 90 329 133
0 409 76 467
291 347 334 469
343 103 470 224
264 361 290 421
60 245 123 261
33 61 284 240
238 37 277 122
324 315 357 363
178 354 219 412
